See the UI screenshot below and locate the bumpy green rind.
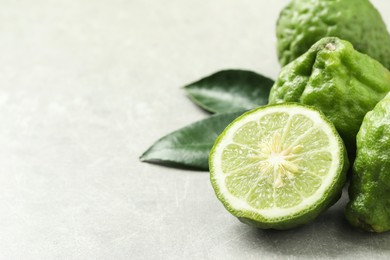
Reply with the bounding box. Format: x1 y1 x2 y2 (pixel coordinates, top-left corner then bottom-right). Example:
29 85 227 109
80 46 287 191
209 103 349 230
269 37 390 157
277 0 390 69
346 93 390 233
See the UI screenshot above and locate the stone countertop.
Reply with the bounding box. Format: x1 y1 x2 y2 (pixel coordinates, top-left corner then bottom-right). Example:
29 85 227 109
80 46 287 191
1 0 389 259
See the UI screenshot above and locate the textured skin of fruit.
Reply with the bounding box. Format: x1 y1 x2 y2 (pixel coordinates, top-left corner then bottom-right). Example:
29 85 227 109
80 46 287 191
269 37 390 156
345 93 390 233
277 0 390 69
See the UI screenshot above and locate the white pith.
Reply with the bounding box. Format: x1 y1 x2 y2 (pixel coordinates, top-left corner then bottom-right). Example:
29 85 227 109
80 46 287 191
211 106 341 219
256 131 301 189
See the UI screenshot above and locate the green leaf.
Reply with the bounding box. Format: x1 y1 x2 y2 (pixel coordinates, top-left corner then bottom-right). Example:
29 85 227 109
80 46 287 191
140 110 245 170
184 69 274 113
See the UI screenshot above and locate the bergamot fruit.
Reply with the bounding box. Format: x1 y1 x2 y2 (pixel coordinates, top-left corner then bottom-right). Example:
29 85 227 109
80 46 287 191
269 37 390 157
209 103 348 230
277 0 390 69
345 93 390 233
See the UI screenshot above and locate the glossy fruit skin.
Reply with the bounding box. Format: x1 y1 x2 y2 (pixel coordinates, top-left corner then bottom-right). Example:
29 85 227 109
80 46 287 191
269 37 390 157
345 93 390 233
277 0 390 69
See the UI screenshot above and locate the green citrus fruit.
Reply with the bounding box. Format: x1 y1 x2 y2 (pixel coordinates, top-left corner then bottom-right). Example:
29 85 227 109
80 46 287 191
269 37 390 158
346 93 390 233
209 103 348 229
277 0 390 69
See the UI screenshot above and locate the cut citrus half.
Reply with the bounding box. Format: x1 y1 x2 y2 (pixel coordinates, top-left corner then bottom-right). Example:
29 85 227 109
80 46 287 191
209 103 348 229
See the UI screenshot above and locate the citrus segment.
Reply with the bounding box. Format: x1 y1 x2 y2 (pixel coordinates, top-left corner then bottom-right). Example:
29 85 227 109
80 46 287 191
209 104 348 229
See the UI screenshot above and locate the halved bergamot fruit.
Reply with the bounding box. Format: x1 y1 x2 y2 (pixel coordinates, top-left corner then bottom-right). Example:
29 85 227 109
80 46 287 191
209 103 348 229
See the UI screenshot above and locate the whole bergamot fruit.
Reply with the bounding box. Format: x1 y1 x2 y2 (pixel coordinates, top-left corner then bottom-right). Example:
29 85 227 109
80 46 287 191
345 92 390 233
277 0 390 69
269 37 390 158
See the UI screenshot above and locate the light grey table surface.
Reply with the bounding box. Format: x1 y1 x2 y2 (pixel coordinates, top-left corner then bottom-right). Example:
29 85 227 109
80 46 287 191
1 0 390 259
